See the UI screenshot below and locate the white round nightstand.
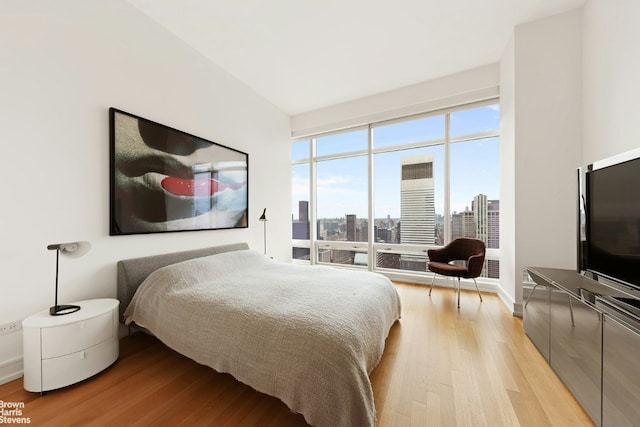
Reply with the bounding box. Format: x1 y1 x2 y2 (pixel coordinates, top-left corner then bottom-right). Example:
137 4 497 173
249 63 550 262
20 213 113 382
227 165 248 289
22 298 120 392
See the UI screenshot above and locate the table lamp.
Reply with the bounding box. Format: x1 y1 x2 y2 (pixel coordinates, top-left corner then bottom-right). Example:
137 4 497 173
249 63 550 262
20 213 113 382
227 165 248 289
259 208 268 255
47 241 91 316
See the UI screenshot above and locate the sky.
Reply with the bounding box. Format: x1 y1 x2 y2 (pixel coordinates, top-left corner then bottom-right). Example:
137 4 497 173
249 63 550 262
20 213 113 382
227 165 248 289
292 104 500 219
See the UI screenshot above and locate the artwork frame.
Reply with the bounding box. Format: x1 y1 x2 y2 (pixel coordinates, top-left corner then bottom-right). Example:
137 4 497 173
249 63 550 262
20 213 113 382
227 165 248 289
109 108 249 236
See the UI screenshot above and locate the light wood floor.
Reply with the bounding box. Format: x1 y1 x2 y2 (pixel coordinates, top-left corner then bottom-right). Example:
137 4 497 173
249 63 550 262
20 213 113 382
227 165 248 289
0 283 593 426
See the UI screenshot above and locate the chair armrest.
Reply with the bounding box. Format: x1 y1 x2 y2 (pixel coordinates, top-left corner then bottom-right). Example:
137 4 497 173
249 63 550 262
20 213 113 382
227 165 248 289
467 253 486 277
428 247 448 263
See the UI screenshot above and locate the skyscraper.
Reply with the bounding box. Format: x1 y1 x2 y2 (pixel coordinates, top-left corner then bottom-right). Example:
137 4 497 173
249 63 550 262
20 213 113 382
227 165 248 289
451 208 474 240
292 200 310 240
346 214 357 241
399 154 435 271
450 194 500 278
473 194 488 243
400 154 435 245
292 200 311 260
487 200 500 249
473 194 489 277
299 201 309 222
487 199 500 279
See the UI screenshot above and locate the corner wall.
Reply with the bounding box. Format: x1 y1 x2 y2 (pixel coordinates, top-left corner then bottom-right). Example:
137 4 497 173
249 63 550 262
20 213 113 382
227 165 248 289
0 0 290 382
499 35 517 312
582 0 640 164
500 9 583 313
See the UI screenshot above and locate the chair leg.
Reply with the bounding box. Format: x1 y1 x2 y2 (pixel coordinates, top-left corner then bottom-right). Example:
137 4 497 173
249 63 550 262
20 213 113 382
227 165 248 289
473 278 483 302
429 273 436 296
457 277 461 308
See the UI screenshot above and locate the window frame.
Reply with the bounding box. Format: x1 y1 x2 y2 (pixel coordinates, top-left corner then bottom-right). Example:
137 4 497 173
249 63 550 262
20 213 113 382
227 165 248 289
291 98 500 283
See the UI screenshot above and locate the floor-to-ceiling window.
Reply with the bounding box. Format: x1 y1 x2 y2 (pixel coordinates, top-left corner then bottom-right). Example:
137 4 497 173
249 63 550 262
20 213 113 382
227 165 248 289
292 99 500 281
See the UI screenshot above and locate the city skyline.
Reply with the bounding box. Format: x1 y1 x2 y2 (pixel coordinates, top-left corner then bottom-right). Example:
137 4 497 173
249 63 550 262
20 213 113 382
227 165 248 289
292 192 500 277
292 104 500 219
292 137 500 220
293 193 498 245
291 103 500 277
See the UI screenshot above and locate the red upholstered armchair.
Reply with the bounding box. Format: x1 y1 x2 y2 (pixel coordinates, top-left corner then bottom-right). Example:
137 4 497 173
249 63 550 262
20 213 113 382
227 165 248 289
427 238 485 307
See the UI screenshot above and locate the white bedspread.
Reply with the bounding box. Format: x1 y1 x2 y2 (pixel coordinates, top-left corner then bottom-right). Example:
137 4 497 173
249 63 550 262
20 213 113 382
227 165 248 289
123 249 401 427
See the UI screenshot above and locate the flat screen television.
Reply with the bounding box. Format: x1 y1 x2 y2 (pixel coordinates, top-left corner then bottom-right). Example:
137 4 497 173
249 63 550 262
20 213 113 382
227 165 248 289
583 148 640 290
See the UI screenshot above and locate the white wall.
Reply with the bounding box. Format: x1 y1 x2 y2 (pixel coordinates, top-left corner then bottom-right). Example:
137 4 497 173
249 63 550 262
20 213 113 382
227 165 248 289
501 0 640 314
582 0 640 164
0 0 290 381
499 35 517 311
500 9 583 314
291 64 499 137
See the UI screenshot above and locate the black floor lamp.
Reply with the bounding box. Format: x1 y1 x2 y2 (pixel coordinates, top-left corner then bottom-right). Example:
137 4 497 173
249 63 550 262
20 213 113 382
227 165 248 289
259 208 268 255
47 241 91 316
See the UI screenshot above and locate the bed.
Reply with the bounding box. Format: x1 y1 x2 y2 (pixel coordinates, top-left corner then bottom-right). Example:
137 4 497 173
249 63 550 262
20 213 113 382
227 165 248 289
117 243 401 427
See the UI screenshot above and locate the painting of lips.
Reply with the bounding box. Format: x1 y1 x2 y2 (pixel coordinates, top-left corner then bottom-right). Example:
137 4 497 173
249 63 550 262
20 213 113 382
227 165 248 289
110 108 249 235
161 177 230 197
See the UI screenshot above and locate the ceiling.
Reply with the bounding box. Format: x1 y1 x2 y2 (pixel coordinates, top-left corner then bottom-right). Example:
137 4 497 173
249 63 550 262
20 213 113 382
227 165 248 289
127 0 586 115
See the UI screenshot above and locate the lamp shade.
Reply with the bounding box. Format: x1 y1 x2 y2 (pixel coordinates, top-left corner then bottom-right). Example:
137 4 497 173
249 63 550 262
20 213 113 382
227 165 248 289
47 241 91 258
259 208 268 255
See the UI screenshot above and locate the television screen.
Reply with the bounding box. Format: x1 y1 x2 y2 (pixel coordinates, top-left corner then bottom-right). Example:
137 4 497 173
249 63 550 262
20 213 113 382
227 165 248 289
109 108 249 235
586 155 640 289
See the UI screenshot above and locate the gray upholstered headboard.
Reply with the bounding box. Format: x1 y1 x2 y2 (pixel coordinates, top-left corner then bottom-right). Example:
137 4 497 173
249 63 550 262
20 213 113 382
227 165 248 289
116 242 250 322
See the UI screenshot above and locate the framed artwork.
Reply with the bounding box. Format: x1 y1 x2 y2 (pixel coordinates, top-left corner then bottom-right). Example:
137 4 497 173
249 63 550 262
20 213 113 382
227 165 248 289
109 108 248 235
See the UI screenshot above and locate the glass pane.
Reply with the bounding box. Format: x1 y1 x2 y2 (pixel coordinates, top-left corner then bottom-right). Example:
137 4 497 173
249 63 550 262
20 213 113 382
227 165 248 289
450 104 500 137
316 129 367 156
316 156 368 242
375 248 429 272
450 136 500 249
292 163 310 240
317 247 368 267
292 247 310 261
373 115 444 148
486 259 500 279
374 145 445 245
292 139 310 161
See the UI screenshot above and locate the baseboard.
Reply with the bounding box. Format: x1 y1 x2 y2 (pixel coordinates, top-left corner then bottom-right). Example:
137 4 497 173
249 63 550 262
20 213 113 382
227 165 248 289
512 302 523 318
0 357 23 385
496 286 522 317
385 272 522 317
383 271 499 293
